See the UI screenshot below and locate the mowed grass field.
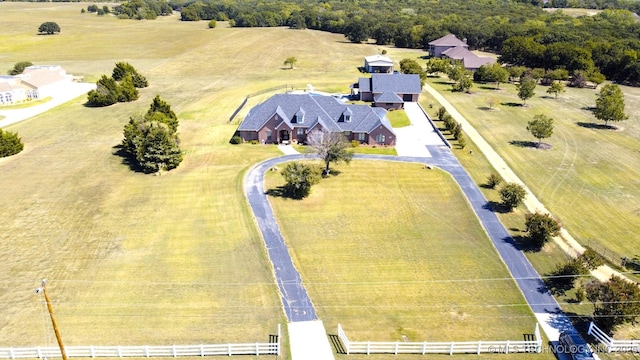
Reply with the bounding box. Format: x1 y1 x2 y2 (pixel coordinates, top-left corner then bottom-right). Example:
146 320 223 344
423 76 640 260
0 3 579 359
265 161 549 360
0 1 477 352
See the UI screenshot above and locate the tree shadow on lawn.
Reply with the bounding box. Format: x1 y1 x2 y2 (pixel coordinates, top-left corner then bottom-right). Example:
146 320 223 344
112 144 146 173
482 200 512 214
576 122 618 130
502 233 544 253
433 80 452 86
509 140 553 150
478 85 499 91
501 102 523 107
265 185 306 200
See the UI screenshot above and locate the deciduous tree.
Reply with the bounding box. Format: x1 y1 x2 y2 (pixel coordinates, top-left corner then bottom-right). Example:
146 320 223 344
594 84 628 126
448 63 473 92
284 57 297 69
546 81 565 98
399 58 426 86
527 114 554 146
525 211 560 248
306 129 353 175
517 76 537 105
499 182 527 211
586 275 640 332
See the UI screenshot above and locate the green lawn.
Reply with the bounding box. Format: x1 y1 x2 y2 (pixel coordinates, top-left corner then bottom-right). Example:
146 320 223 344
265 161 543 347
0 2 432 350
420 80 640 348
4 3 633 358
424 76 640 260
387 109 411 127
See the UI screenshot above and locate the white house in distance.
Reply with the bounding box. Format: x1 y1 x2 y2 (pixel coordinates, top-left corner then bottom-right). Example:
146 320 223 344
364 55 394 73
0 65 73 105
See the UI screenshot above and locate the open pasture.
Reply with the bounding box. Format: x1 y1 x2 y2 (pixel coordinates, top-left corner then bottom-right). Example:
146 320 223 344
0 3 567 359
424 77 640 260
0 1 438 350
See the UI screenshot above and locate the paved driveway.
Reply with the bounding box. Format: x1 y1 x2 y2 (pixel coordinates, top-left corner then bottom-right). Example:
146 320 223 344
0 82 96 128
394 102 448 157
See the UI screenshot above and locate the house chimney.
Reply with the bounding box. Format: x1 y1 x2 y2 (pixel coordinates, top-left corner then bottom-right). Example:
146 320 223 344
463 38 467 44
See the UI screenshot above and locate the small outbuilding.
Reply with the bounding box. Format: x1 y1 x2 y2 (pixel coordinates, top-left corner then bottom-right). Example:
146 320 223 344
364 55 394 74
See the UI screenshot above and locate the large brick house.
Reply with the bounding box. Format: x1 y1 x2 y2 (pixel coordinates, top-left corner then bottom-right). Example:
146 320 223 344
354 73 422 110
236 93 395 146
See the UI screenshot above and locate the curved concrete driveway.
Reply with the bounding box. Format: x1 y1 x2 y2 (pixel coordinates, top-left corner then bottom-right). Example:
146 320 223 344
244 150 576 353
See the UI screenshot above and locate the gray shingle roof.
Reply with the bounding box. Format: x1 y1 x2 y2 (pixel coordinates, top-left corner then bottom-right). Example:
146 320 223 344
370 73 421 94
238 93 394 135
374 91 403 103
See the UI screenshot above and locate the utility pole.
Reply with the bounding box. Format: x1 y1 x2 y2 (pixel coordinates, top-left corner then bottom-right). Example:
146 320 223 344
36 280 68 360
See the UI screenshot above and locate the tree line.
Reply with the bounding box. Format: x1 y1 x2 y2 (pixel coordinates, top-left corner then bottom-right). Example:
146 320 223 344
160 0 640 86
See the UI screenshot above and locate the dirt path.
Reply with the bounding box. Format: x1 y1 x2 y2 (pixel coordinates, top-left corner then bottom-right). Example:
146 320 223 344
422 83 624 283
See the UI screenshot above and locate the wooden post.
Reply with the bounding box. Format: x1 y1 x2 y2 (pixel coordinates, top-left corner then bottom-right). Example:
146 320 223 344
39 280 68 360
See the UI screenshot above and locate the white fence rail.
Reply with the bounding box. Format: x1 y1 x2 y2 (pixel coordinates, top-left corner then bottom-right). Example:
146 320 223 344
0 326 280 359
337 324 541 355
588 321 640 353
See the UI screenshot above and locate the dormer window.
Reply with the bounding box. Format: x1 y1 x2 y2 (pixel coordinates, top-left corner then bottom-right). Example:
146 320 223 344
293 108 305 124
342 108 353 122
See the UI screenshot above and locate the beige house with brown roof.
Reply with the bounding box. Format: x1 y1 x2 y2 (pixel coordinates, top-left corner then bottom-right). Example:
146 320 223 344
0 65 73 105
429 34 495 71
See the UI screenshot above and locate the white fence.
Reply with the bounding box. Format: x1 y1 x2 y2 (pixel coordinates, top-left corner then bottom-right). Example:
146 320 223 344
337 324 541 355
587 321 640 353
0 326 280 359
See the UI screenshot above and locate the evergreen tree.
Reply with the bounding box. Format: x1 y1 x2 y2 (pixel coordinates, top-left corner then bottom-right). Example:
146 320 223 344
117 73 139 102
137 122 183 173
8 61 33 75
38 22 60 35
87 75 119 106
0 129 24 157
122 96 182 173
112 62 148 88
146 95 178 131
